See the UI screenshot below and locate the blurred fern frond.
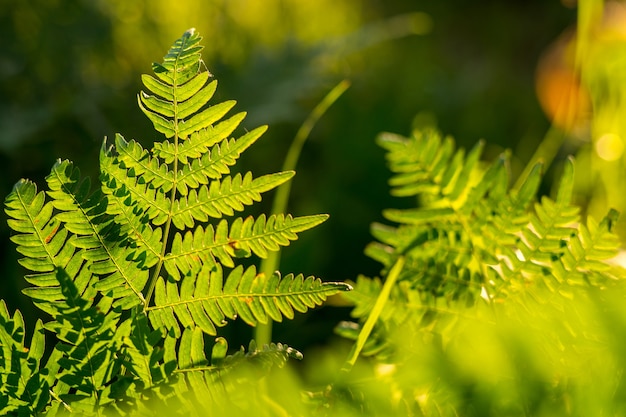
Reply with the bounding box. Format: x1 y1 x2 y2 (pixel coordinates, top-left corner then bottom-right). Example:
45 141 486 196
341 127 624 357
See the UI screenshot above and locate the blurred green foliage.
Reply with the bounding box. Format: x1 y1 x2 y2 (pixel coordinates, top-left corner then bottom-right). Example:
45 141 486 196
49 283 625 416
0 0 600 348
322 284 626 416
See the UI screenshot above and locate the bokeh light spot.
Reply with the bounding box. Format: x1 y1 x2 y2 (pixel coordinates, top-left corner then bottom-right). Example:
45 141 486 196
596 133 624 161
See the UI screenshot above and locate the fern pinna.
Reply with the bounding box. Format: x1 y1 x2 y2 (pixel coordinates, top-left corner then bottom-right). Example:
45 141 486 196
2 28 349 415
338 127 623 357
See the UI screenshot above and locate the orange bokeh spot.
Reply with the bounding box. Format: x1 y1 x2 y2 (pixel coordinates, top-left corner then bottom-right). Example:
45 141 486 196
535 31 591 133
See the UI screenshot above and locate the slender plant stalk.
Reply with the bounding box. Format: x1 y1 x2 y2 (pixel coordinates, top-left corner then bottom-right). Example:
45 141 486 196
514 0 602 192
271 79 351 218
341 256 405 373
255 79 351 347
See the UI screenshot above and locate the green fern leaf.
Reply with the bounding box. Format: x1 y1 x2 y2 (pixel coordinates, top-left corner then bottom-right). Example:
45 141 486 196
177 127 268 188
149 263 349 337
342 127 624 359
102 27 333 306
42 268 122 412
4 172 121 315
368 128 607 300
103 133 173 191
5 178 71 276
0 301 49 415
47 159 149 309
7 28 337 314
153 112 246 165
169 171 295 229
163 213 329 280
162 331 302 412
138 29 224 140
496 162 620 296
117 314 168 390
4 28 350 414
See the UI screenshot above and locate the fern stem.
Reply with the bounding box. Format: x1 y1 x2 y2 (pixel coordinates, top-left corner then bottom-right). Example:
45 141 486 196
144 118 179 308
143 35 191 308
255 79 351 346
143 151 177 309
272 79 351 216
145 213 172 307
341 256 405 373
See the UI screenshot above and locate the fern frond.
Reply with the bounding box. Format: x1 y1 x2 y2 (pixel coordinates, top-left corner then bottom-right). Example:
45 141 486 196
0 301 49 415
169 171 295 229
148 263 349 337
47 160 149 309
175 127 268 189
4 28 349 414
494 161 621 296
42 268 123 413
368 129 609 299
5 178 72 275
377 129 485 204
162 330 302 412
101 27 333 303
342 128 624 358
163 214 328 280
152 112 246 165
117 314 170 391
4 169 123 315
103 134 173 191
138 29 211 138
